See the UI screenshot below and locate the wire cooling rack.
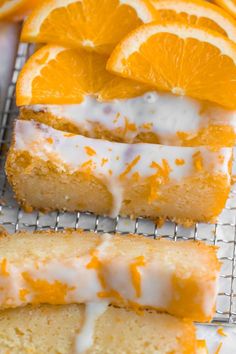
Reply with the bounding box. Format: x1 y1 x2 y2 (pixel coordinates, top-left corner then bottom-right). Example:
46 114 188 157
0 42 236 325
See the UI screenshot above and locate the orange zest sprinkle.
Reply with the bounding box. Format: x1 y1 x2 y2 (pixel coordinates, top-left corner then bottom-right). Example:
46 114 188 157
22 272 73 304
85 146 96 156
81 159 93 169
214 342 223 354
130 256 146 298
217 328 227 337
86 252 100 269
142 122 153 130
193 151 203 171
19 288 30 302
86 250 106 289
98 289 123 302
175 158 185 166
101 158 108 166
124 117 137 135
148 159 172 203
46 137 53 144
119 155 141 179
0 258 9 276
109 169 113 176
150 160 171 181
64 133 75 137
113 112 121 124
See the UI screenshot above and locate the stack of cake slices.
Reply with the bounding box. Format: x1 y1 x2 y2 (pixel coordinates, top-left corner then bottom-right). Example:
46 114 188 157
3 0 236 351
6 0 236 225
0 229 218 352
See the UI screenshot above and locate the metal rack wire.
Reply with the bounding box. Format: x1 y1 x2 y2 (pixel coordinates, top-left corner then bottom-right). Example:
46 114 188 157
0 42 235 325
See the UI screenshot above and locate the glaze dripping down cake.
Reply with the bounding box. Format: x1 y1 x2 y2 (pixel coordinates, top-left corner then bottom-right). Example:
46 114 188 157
0 230 220 322
20 92 236 147
17 45 236 148
6 120 232 225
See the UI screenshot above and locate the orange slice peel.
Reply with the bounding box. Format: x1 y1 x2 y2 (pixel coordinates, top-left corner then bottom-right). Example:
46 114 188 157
213 0 236 19
150 0 236 41
0 0 40 21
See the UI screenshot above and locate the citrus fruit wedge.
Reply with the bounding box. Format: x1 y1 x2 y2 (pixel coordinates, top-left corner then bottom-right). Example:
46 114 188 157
0 0 40 21
20 0 155 55
214 0 236 19
16 44 151 106
150 0 236 41
107 22 236 109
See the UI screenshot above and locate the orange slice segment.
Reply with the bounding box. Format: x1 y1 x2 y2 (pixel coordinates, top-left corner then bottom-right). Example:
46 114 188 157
213 0 236 18
21 0 155 55
16 44 151 106
150 0 236 41
107 22 236 109
0 0 40 21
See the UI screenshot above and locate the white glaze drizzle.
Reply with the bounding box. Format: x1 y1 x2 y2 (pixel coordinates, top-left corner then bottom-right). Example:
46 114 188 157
75 301 109 354
14 120 232 217
27 91 236 145
96 233 112 256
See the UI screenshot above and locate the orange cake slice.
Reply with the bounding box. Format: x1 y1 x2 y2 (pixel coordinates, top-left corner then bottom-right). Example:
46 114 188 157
0 230 220 322
0 0 40 21
6 120 232 225
21 95 236 147
20 0 156 55
17 44 236 147
0 305 197 354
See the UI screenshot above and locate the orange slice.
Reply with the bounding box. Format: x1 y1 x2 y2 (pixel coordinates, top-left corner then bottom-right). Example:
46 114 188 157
213 0 236 18
21 0 155 55
0 0 40 21
16 44 151 106
150 0 236 41
107 22 236 109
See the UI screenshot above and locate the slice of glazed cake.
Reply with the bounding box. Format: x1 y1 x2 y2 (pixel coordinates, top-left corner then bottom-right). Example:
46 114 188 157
0 230 220 322
17 45 236 148
6 120 232 225
21 92 236 147
0 304 197 354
